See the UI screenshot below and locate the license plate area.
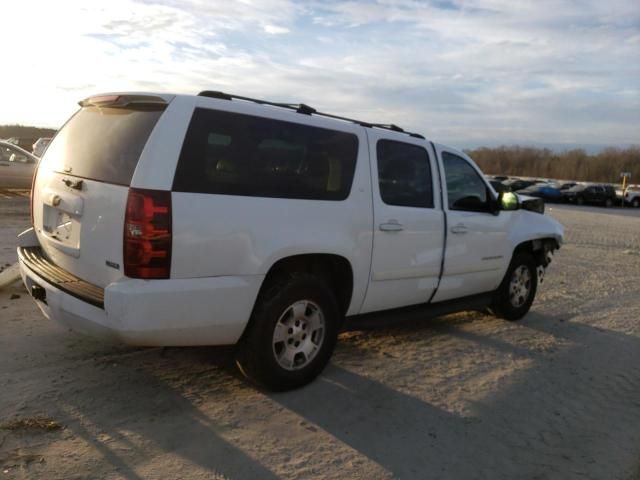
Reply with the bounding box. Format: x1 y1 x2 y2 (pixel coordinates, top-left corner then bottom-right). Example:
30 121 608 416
42 205 81 249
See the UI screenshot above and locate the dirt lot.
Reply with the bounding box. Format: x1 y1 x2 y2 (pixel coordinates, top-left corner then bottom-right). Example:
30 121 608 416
1 196 639 480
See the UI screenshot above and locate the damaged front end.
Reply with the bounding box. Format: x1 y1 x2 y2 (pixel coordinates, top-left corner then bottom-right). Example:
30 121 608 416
533 238 560 284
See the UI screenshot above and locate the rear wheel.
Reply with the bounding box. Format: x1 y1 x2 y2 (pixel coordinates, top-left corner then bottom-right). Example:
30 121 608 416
605 198 613 208
491 252 538 321
576 196 585 206
236 273 339 391
632 198 640 208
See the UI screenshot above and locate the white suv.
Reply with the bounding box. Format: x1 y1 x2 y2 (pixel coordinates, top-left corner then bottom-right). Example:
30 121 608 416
18 91 563 390
623 186 640 208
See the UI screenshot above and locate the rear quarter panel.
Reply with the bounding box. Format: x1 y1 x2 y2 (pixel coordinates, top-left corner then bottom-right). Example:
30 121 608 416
167 97 374 316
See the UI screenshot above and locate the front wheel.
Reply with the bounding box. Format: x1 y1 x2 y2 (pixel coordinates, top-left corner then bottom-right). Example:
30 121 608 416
236 273 339 391
491 252 538 321
576 196 585 206
632 198 640 208
605 198 613 208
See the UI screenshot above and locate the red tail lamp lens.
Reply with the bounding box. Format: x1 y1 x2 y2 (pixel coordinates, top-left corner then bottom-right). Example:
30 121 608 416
123 188 171 279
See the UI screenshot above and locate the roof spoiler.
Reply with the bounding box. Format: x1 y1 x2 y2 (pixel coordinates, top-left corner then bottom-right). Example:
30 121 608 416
78 94 168 108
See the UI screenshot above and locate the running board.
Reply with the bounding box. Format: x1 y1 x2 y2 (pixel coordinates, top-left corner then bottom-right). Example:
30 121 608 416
344 292 494 330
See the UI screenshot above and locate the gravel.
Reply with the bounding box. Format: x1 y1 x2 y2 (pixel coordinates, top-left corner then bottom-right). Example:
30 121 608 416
1 198 638 479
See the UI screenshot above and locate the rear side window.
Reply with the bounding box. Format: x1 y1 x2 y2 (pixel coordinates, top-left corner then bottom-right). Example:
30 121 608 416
376 139 433 208
172 108 358 200
42 106 164 186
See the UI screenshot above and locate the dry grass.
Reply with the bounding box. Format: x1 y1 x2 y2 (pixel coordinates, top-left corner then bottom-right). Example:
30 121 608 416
1 416 62 432
466 145 640 183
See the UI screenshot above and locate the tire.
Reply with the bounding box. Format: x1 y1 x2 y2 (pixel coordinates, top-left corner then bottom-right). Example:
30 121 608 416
576 196 584 206
491 252 538 321
632 198 640 208
605 198 613 208
236 272 340 391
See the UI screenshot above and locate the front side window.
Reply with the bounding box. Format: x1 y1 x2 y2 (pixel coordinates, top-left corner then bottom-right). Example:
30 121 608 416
376 139 433 208
173 108 359 200
442 152 489 211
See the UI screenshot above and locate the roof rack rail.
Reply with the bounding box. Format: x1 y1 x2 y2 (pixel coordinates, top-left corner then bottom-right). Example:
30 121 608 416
197 90 425 139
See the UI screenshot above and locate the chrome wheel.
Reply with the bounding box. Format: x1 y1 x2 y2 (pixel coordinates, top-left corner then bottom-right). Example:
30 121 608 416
509 265 532 308
272 300 325 371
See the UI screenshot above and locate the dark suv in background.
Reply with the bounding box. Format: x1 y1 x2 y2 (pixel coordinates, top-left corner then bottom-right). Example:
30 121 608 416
562 184 617 207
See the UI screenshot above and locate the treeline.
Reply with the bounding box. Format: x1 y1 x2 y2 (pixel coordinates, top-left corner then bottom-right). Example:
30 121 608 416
465 146 640 183
0 124 57 140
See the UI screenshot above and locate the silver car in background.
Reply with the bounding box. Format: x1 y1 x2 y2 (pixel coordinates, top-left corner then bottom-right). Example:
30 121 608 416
0 140 38 188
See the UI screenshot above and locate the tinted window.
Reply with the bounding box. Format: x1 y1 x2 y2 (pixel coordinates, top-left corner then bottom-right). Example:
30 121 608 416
41 106 163 186
376 140 433 208
442 152 489 211
173 108 358 200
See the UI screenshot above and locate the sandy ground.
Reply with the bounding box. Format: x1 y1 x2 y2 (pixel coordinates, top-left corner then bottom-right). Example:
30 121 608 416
0 196 639 480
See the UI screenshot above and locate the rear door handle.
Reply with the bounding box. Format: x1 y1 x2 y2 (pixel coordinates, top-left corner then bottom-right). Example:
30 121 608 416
379 222 404 232
450 224 468 234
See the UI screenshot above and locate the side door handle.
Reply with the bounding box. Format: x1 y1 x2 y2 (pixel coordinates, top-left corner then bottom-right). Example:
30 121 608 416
450 223 468 234
379 221 404 232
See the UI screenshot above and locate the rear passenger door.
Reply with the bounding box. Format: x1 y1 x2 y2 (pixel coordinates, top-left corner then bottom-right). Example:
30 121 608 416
360 131 444 313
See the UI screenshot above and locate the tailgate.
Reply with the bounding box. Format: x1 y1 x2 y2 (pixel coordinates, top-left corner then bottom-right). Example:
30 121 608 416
32 96 167 288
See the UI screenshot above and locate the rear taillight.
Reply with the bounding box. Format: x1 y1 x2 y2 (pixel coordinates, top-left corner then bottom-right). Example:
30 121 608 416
123 188 172 279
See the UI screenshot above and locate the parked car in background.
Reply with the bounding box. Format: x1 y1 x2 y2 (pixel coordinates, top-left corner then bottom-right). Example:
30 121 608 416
504 179 538 192
622 186 640 208
518 184 564 203
489 179 510 193
561 184 616 207
0 140 38 188
559 182 577 190
6 137 39 152
32 138 52 157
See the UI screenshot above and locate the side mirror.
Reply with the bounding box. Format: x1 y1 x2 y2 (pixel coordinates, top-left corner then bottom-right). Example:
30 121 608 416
499 191 519 211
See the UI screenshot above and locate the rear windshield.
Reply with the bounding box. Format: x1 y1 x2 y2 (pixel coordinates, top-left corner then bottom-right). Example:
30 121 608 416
172 108 358 200
42 106 164 186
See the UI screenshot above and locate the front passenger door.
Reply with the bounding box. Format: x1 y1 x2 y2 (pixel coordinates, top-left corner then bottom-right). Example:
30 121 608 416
431 149 513 303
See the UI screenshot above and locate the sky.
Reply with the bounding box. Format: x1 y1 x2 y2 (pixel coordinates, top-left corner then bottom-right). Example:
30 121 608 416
1 0 639 150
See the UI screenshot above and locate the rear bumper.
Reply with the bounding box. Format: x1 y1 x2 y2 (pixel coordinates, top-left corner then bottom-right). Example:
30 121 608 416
18 246 264 346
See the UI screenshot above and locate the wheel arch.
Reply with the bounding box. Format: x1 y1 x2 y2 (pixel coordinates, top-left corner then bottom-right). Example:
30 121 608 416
512 237 560 267
256 253 354 317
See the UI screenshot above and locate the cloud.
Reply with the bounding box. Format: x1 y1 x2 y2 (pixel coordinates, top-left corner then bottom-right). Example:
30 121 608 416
263 24 290 35
0 0 637 148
